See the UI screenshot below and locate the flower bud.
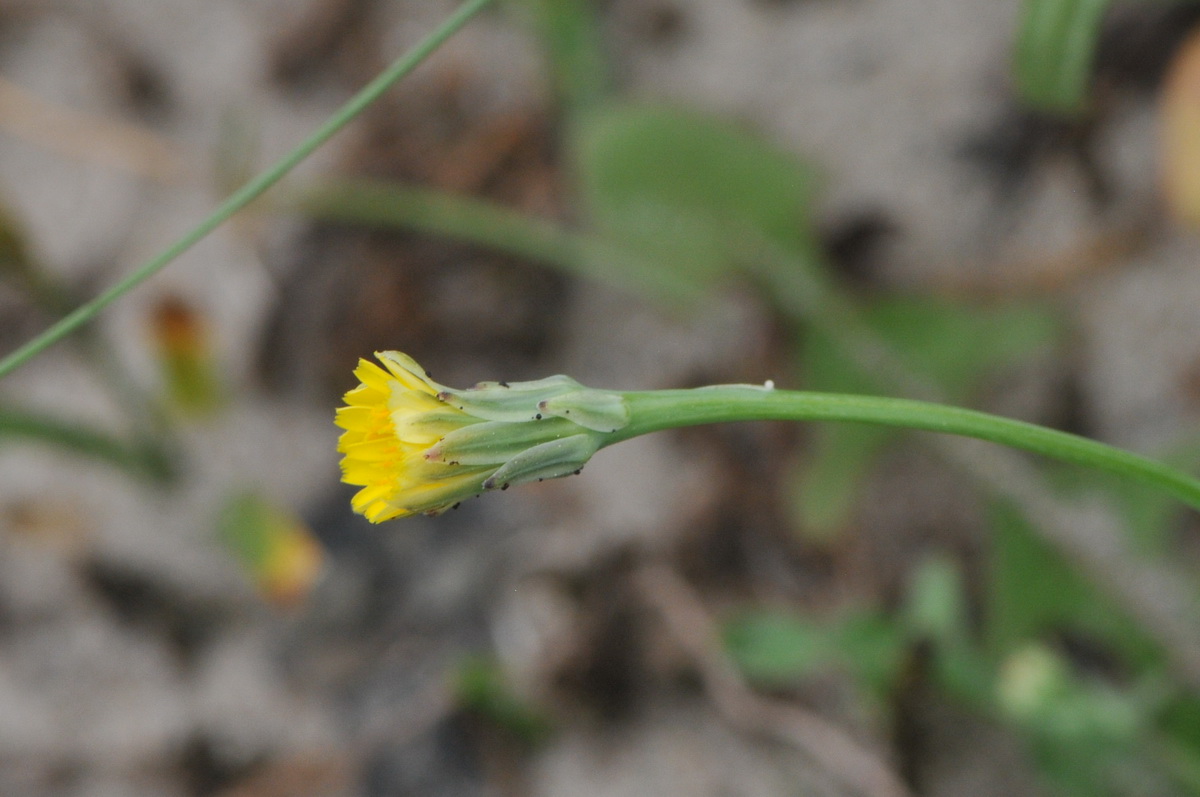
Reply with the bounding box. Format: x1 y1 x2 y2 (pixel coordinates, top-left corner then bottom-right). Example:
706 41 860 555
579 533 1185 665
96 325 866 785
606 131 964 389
335 352 627 522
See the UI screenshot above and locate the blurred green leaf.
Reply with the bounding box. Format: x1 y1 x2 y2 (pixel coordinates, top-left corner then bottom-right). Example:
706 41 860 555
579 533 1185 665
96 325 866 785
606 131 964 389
723 608 904 693
999 644 1146 740
1158 695 1200 791
1014 0 1112 114
1162 695 1200 757
859 298 1061 396
217 492 323 606
997 644 1172 797
987 501 1160 669
787 423 892 542
572 104 821 292
0 198 73 313
723 610 837 685
303 104 822 306
795 297 1062 537
0 403 175 484
455 656 553 745
898 554 996 705
832 611 909 695
903 554 969 645
986 489 1200 794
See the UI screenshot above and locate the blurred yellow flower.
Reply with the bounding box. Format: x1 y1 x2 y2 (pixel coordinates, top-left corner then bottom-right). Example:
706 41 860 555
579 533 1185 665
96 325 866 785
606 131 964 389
218 492 323 606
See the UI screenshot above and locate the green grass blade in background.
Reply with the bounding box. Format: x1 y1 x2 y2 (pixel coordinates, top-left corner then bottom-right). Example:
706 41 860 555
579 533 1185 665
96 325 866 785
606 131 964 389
0 406 174 483
1014 0 1112 114
519 0 610 117
292 179 704 304
987 501 1160 667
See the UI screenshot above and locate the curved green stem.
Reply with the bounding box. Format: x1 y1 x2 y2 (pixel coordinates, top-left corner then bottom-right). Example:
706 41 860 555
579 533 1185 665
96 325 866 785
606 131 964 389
0 0 495 380
613 387 1200 513
290 179 699 302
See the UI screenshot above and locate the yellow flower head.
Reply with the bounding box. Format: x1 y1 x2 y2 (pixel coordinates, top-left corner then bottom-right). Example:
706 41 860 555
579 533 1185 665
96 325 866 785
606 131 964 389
335 352 630 523
336 352 487 522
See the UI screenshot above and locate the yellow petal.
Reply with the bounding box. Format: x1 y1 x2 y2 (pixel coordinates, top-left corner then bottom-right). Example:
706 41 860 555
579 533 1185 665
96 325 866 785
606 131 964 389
377 350 440 395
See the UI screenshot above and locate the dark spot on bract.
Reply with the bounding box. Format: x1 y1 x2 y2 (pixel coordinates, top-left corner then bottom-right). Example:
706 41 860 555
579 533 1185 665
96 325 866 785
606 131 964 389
501 483 510 491
499 380 510 388
535 413 542 420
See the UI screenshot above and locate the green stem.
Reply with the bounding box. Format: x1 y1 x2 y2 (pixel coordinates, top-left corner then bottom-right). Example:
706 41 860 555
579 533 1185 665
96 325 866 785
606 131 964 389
0 406 175 483
612 387 1200 513
0 0 496 380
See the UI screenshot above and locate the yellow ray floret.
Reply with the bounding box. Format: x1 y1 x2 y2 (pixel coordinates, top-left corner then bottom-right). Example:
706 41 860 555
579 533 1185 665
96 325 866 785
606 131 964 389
335 353 488 522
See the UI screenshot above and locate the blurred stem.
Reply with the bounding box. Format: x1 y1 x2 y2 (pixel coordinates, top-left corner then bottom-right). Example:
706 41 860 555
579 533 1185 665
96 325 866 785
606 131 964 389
612 388 1200 515
1014 0 1111 115
0 0 496 380
3 248 178 459
518 0 610 117
76 332 177 446
0 405 174 484
290 179 699 303
289 179 937 394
